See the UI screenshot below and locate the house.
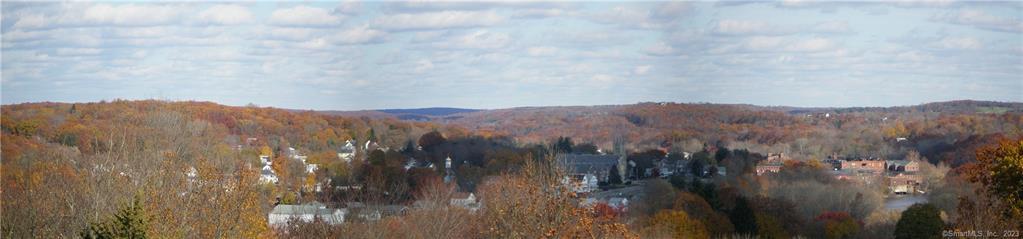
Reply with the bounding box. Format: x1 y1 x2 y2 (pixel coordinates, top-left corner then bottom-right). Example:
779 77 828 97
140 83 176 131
556 154 624 191
260 165 279 184
886 160 920 173
755 164 782 176
349 205 409 222
337 140 356 163
840 158 886 175
268 202 346 227
755 153 787 176
889 173 922 194
260 155 271 165
450 193 481 212
562 174 600 193
285 147 318 175
404 158 433 171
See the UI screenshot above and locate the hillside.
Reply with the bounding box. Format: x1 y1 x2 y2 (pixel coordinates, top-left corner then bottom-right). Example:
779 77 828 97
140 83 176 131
324 100 1022 166
3 99 1020 238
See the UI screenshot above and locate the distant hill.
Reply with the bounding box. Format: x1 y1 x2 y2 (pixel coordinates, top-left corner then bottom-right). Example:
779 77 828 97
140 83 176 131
378 107 480 116
781 100 1023 115
321 100 1022 161
321 107 479 121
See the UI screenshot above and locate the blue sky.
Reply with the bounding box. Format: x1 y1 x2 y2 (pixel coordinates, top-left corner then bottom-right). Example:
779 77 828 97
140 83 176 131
2 1 1021 110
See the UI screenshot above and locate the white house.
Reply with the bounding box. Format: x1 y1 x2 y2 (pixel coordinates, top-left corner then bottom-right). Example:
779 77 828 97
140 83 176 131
562 174 599 193
260 165 278 184
268 202 346 227
450 193 481 212
338 140 356 163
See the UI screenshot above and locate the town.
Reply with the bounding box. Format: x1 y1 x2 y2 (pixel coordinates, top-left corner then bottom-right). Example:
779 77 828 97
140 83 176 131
3 1 1021 238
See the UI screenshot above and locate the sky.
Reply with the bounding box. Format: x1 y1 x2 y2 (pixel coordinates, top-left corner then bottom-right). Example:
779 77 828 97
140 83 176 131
2 1 1021 110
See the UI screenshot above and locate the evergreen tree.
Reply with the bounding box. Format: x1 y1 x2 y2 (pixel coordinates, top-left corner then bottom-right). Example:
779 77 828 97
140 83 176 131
715 146 730 163
608 164 623 185
81 196 148 239
554 136 573 154
729 196 757 235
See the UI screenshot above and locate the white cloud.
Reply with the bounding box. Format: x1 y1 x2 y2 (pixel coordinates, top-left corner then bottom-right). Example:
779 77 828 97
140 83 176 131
744 36 786 50
933 9 1023 33
269 5 344 27
414 59 434 73
330 25 387 45
811 21 853 34
589 2 690 29
633 65 652 75
527 46 558 56
444 30 510 49
714 20 790 36
267 27 319 42
513 8 569 18
11 14 49 29
644 42 677 56
55 48 102 56
372 11 504 31
714 20 851 36
936 36 982 50
12 3 187 29
785 38 836 52
195 4 253 25
334 1 363 15
81 4 185 27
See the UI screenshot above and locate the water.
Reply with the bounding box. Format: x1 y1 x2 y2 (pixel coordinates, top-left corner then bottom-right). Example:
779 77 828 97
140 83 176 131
884 195 928 212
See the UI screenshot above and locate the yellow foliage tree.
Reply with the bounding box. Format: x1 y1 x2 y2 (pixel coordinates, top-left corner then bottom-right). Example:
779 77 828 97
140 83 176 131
643 209 709 239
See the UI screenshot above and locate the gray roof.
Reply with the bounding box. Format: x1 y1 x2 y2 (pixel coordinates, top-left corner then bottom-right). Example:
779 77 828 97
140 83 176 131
887 160 916 167
556 154 619 175
270 203 341 216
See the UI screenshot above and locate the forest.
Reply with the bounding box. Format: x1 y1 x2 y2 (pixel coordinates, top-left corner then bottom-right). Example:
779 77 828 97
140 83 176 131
2 100 1021 238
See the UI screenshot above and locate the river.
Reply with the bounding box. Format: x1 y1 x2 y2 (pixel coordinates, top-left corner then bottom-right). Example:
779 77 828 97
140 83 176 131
883 195 929 212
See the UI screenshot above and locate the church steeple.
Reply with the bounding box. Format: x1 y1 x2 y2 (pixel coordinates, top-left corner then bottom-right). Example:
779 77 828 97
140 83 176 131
444 155 455 183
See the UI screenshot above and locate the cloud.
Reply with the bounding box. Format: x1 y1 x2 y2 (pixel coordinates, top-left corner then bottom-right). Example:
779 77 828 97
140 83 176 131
633 65 652 75
55 48 102 56
195 4 253 25
811 21 853 34
512 8 571 19
440 30 510 49
80 4 186 27
744 36 787 50
932 9 1023 33
936 36 982 50
3 2 1020 109
589 2 691 29
330 25 387 45
266 27 320 42
785 37 836 52
414 59 434 73
12 3 187 29
334 1 363 15
714 20 791 36
644 42 678 56
527 46 558 56
269 5 344 27
372 11 504 31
